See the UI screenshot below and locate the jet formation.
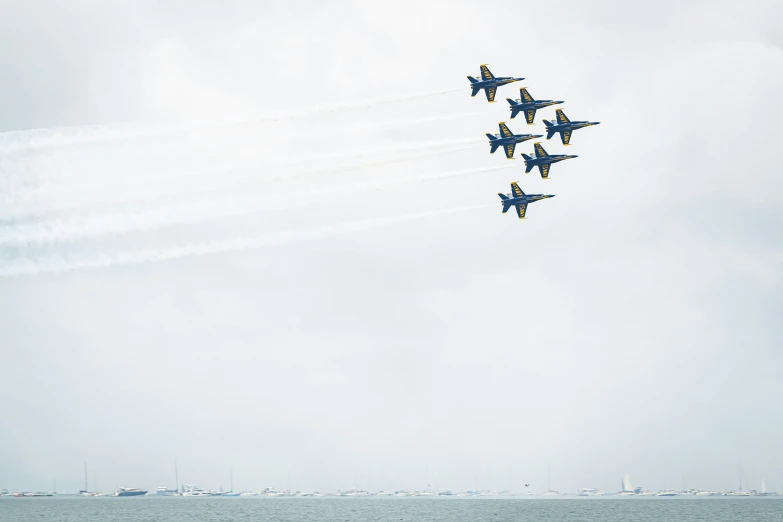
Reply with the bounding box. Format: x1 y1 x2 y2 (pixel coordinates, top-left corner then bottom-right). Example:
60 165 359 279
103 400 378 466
467 65 599 219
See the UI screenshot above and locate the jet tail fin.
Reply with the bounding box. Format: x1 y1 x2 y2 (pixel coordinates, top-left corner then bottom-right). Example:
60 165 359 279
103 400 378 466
507 100 521 119
467 76 478 83
542 121 556 140
498 193 513 214
486 133 497 141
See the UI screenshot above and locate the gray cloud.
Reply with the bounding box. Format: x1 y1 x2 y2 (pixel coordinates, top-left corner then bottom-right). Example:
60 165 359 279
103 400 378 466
1 0 781 496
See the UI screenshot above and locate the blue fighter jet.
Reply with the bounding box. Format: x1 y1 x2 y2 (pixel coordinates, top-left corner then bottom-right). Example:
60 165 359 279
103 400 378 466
506 88 564 125
486 122 542 159
497 182 555 220
467 65 524 103
542 109 600 146
521 143 578 179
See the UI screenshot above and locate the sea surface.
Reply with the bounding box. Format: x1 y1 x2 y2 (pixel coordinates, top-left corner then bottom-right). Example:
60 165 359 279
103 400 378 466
2 497 782 522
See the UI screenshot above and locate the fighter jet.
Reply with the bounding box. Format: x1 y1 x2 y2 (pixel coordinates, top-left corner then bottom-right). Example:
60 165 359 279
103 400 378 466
521 142 577 179
542 109 600 146
467 65 524 103
497 182 555 220
486 122 542 159
506 88 564 125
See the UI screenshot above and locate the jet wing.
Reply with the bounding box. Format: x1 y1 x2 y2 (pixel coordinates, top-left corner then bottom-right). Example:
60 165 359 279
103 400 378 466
525 109 536 125
499 122 512 137
485 87 497 103
511 182 524 197
534 143 547 158
561 130 572 146
504 143 516 159
515 203 528 219
555 109 570 124
520 88 534 103
480 65 495 80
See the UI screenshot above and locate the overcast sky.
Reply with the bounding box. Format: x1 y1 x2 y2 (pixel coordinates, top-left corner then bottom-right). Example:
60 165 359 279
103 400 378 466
1 0 782 495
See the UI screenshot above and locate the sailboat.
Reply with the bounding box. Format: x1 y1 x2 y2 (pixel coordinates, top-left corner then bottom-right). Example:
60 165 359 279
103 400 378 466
727 464 751 496
618 472 635 495
542 465 559 495
79 463 92 496
223 467 241 497
157 460 180 495
757 479 770 496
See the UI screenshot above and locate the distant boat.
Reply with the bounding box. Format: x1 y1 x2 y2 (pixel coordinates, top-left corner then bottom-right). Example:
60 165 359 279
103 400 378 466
13 492 53 497
114 487 147 497
182 485 221 497
156 486 178 496
576 488 602 496
655 490 677 497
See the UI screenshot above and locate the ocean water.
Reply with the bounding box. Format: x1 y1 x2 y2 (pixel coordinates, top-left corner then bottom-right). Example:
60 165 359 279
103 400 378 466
2 497 782 522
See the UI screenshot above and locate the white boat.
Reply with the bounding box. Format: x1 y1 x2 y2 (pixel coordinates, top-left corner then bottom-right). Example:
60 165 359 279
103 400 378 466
115 487 147 497
181 485 214 497
156 486 178 496
695 491 715 496
577 487 602 496
655 490 677 497
336 488 370 496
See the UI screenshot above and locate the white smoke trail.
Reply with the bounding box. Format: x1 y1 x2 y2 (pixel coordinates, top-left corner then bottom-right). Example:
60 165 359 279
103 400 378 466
0 88 463 154
0 138 484 221
0 165 513 247
0 204 492 277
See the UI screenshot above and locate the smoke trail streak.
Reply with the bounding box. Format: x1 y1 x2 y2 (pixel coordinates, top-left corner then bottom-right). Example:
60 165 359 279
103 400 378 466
0 139 484 221
0 88 462 154
0 204 492 277
0 165 512 247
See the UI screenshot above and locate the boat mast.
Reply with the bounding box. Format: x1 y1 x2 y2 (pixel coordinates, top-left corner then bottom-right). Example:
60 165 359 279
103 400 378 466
84 462 88 493
175 460 179 494
230 466 233 493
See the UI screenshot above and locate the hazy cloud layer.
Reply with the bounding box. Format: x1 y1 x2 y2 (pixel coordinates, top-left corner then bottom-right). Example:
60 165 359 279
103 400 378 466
1 0 781 495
